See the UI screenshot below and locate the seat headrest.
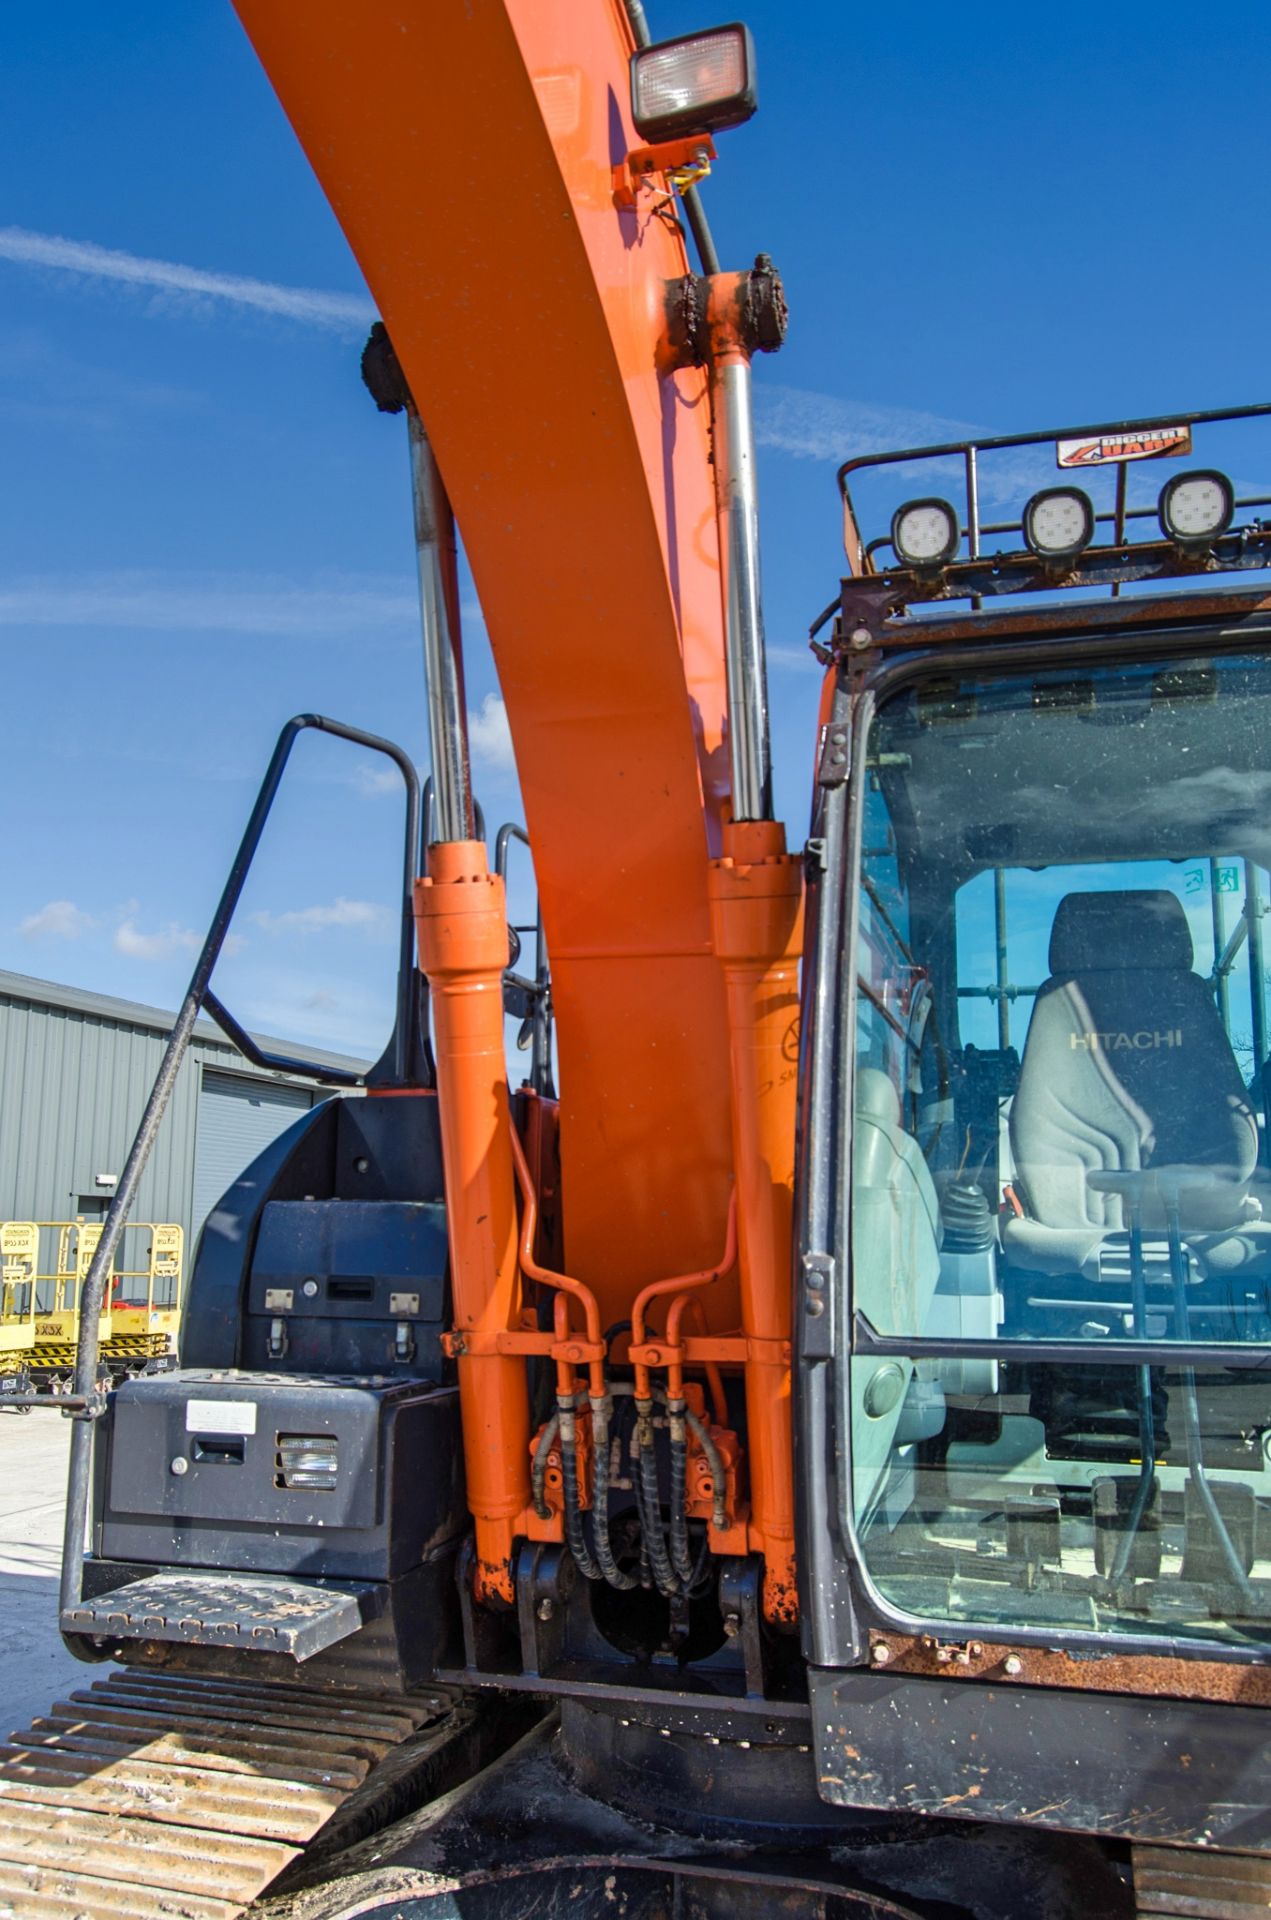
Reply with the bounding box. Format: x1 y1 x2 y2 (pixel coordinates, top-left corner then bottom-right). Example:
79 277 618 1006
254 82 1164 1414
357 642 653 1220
856 1066 901 1127
1048 890 1193 975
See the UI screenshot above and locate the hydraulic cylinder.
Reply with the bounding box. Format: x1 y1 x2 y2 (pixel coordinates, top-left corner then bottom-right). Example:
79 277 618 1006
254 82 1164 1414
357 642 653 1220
709 816 803 1623
415 840 530 1606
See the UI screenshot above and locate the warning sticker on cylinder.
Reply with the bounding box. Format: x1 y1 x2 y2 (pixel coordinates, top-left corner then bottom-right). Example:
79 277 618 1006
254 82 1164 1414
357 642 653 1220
185 1398 257 1434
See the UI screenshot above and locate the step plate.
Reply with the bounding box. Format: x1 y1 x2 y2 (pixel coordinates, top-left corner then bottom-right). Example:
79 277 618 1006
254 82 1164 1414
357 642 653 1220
62 1572 385 1660
1134 1842 1271 1918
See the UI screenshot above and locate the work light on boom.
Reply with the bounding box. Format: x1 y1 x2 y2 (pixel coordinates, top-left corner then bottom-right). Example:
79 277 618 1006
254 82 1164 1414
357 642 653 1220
630 24 758 143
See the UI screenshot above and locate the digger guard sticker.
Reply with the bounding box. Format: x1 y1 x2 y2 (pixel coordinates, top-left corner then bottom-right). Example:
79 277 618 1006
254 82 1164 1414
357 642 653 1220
1056 425 1192 467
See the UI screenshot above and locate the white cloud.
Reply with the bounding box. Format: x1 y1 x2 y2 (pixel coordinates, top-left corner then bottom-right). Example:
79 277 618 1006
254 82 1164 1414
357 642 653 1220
468 692 517 775
767 643 820 672
114 918 200 960
0 226 374 334
0 570 416 638
349 763 404 797
231 966 391 1057
756 383 971 466
20 899 96 939
753 383 1059 509
251 898 390 936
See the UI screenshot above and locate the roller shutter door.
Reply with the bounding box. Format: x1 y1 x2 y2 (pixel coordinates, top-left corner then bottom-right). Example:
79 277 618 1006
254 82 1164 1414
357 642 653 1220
191 1069 313 1242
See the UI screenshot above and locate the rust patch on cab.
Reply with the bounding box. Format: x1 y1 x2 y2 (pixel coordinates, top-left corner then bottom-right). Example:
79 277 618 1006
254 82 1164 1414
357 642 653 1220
867 1632 1271 1707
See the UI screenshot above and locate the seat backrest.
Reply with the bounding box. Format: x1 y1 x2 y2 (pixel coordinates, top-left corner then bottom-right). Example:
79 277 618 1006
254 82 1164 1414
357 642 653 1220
851 1067 943 1513
853 1067 942 1328
1009 890 1257 1235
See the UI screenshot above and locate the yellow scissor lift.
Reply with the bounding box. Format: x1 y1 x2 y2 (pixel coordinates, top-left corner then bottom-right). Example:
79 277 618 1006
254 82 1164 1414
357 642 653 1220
0 1222 38 1403
27 1218 183 1390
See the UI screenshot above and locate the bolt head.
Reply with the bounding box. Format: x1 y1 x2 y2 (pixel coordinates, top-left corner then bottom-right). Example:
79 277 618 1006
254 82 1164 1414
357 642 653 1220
870 1641 891 1666
722 1612 741 1638
850 626 872 650
170 1455 188 1476
1004 1654 1023 1676
536 1597 555 1622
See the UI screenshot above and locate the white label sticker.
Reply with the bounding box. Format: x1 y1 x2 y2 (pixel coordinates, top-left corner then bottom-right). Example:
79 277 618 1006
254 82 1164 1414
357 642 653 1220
185 1398 258 1436
1056 424 1192 468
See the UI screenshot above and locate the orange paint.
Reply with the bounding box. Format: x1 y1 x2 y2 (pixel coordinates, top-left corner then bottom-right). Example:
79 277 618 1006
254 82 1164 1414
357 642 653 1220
708 818 804 1625
666 1295 728 1429
231 0 806 1625
414 840 528 1607
231 0 736 1323
510 1128 605 1398
628 1194 737 1401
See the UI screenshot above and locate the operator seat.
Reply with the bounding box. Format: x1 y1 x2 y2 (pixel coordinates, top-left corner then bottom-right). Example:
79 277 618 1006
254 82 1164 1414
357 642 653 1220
1001 890 1268 1302
851 1068 944 1512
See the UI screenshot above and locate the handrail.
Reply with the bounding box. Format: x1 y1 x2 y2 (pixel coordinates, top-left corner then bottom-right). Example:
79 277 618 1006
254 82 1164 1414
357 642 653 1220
57 712 422 1656
201 989 361 1088
837 400 1271 493
836 398 1271 611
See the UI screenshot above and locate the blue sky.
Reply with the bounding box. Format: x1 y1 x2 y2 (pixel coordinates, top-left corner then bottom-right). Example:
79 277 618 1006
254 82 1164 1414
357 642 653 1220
4 0 1270 1058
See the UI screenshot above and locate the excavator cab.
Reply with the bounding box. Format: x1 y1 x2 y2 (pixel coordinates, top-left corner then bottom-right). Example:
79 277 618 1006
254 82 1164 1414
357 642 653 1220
846 663 1271 1625
801 406 1271 1853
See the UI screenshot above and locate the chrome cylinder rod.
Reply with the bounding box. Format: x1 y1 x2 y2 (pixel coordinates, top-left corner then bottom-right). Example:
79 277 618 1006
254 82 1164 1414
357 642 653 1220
712 354 773 823
408 407 476 845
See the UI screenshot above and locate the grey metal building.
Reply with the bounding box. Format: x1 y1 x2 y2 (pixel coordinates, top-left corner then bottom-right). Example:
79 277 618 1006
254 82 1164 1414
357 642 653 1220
0 971 366 1252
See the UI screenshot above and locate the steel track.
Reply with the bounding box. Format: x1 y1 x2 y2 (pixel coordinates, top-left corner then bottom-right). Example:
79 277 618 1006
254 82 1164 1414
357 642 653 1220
0 1668 454 1919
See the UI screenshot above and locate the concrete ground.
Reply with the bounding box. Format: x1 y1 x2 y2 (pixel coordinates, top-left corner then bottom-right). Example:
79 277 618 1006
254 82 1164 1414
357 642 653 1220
0 1411 101 1735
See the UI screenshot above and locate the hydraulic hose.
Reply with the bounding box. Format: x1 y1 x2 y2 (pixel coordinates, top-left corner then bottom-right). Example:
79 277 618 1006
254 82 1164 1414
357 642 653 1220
682 1399 729 1533
559 1394 602 1582
635 1399 682 1597
590 1392 638 1589
531 1409 561 1521
667 1399 695 1587
550 1376 716 1598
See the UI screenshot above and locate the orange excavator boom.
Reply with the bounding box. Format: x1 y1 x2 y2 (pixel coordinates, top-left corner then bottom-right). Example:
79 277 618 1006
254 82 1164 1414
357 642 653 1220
233 0 739 1311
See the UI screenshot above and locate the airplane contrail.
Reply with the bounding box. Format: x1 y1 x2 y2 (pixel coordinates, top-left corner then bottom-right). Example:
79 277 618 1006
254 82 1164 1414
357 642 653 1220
0 225 375 332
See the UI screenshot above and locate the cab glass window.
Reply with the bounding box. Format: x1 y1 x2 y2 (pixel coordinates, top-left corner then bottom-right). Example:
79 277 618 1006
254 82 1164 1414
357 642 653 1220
848 649 1271 1650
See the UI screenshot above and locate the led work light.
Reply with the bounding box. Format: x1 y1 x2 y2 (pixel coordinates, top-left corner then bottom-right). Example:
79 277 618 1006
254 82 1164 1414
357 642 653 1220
1158 469 1234 548
630 25 757 144
891 498 960 570
1022 486 1095 562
